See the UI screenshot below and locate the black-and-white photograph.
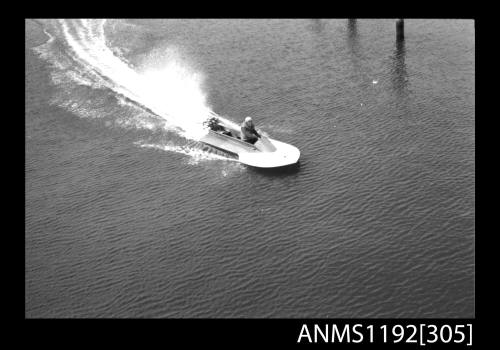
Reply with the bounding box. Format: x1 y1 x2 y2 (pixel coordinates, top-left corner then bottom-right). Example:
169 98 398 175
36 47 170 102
25 19 474 320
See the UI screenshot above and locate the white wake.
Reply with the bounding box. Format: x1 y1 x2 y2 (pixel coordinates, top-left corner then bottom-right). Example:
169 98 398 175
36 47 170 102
33 19 238 142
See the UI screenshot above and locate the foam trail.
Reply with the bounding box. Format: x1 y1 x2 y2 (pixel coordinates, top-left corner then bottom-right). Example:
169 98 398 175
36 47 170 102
32 19 245 164
35 19 233 140
135 142 239 165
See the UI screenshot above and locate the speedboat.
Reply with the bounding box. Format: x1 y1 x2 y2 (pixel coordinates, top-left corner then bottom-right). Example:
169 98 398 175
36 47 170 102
200 112 300 168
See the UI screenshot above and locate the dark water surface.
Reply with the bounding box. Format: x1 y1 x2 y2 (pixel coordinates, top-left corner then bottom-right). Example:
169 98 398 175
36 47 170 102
25 19 474 318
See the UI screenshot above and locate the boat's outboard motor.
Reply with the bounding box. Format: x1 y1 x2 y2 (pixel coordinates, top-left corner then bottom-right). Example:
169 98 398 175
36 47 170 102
204 117 224 132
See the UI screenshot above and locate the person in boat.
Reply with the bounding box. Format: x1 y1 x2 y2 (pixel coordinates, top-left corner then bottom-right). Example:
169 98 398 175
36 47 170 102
241 116 261 144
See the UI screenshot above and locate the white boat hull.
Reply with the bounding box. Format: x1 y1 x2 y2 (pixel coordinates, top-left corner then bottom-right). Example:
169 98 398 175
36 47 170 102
200 127 300 168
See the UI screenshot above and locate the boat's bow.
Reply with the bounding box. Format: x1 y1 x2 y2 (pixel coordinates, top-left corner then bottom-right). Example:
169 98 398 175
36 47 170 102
238 137 300 168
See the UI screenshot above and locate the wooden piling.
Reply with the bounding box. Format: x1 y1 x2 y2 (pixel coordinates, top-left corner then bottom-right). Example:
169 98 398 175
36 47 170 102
396 19 404 40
